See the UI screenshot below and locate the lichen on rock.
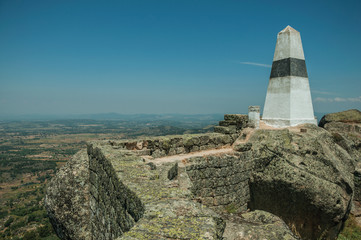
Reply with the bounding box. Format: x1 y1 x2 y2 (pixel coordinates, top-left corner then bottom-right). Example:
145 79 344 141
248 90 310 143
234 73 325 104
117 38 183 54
319 109 361 201
45 111 361 240
45 149 91 240
222 210 299 240
247 125 354 240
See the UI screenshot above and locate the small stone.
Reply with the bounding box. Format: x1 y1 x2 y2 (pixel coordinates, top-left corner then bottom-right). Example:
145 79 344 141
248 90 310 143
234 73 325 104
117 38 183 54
214 126 237 134
234 143 252 152
135 141 143 150
146 162 157 170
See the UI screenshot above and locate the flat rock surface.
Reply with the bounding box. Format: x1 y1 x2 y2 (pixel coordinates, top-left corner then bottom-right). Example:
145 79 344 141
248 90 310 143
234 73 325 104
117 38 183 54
148 147 234 165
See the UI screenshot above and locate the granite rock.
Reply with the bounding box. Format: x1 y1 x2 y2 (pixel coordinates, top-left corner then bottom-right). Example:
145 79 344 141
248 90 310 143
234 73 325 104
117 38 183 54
319 109 361 201
247 125 354 240
223 210 299 240
319 109 361 127
45 150 91 240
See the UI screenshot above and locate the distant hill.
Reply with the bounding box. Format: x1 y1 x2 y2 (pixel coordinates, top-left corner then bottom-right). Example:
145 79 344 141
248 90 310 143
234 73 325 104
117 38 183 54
0 113 225 122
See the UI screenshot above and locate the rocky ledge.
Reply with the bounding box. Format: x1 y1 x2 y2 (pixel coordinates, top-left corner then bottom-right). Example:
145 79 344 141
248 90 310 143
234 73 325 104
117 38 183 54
45 110 361 240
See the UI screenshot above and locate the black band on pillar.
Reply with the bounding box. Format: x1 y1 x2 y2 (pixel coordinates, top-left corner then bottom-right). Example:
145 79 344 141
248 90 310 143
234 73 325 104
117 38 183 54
270 58 308 78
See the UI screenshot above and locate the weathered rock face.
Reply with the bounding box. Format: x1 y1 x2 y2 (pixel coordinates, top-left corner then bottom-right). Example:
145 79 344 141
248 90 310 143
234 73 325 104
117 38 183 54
45 112 359 240
45 150 91 240
318 109 361 161
247 125 354 240
222 210 299 240
184 154 253 213
319 109 361 127
214 114 248 134
87 139 226 240
319 109 361 201
45 133 236 240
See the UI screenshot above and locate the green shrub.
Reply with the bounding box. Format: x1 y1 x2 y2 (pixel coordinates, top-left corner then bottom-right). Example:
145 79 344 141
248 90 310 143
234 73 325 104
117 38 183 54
225 203 237 213
37 223 54 237
28 212 42 223
10 219 26 231
22 230 40 240
0 210 8 218
338 215 361 239
4 217 14 227
40 235 59 240
12 206 41 216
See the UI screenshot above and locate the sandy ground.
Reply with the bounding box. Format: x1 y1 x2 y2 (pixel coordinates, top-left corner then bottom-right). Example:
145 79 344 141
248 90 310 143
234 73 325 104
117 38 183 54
259 120 310 132
147 147 234 164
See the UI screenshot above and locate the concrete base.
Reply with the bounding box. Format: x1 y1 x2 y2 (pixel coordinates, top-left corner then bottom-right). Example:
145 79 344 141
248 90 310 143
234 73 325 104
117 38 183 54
262 118 317 128
262 76 317 128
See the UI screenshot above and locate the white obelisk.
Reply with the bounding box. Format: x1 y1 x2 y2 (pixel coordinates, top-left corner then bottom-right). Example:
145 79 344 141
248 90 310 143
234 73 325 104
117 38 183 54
262 26 317 127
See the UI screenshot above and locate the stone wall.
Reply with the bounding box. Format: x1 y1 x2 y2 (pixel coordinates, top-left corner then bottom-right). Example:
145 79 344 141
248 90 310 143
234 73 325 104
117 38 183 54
85 131 252 239
108 133 237 158
86 140 228 239
184 153 253 212
87 144 144 240
214 114 248 134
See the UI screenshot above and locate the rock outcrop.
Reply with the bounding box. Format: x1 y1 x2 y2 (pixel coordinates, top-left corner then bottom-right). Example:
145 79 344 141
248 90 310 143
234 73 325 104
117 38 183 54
319 109 361 127
45 110 361 240
247 126 354 239
45 150 91 240
222 210 299 240
319 109 361 201
214 114 248 134
318 109 361 162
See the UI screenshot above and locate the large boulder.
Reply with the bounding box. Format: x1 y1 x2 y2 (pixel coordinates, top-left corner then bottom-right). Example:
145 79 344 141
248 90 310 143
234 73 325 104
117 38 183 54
247 125 354 240
319 109 361 127
318 109 361 159
45 150 91 240
223 210 299 240
319 109 361 200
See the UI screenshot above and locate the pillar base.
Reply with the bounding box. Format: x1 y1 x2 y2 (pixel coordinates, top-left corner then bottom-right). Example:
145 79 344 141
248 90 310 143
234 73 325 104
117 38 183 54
262 118 317 128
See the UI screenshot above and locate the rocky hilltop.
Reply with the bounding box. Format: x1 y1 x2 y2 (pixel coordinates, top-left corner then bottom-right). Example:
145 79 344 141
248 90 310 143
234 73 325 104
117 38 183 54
45 110 361 240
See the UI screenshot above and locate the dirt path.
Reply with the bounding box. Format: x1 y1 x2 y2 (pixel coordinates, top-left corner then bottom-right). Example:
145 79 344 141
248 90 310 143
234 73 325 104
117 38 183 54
147 147 234 164
144 121 310 165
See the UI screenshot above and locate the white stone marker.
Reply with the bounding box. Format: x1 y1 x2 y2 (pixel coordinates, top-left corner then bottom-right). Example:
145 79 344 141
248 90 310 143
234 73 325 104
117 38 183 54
248 106 260 128
262 26 317 127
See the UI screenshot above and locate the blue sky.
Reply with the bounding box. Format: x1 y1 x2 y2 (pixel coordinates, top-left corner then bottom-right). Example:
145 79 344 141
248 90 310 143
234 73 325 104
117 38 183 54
0 0 360 117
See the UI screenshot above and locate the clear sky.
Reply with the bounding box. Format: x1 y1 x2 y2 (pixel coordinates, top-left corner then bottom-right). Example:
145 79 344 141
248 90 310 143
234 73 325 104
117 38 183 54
1 0 360 117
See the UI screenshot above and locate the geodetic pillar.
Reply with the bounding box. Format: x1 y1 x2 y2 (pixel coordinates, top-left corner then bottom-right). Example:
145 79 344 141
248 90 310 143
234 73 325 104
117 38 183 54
262 26 317 127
